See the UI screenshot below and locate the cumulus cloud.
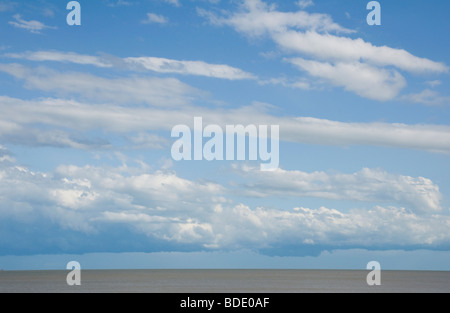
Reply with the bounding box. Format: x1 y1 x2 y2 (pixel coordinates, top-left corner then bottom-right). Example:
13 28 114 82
211 204 450 250
0 159 225 236
0 158 449 254
55 164 225 212
234 166 443 213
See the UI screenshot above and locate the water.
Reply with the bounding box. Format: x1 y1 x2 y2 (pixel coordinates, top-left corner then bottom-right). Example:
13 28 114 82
0 270 449 293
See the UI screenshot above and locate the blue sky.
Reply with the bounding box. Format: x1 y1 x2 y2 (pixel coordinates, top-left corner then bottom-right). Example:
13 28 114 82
0 0 450 270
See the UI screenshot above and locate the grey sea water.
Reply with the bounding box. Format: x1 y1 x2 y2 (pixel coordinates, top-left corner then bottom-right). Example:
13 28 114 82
0 270 449 293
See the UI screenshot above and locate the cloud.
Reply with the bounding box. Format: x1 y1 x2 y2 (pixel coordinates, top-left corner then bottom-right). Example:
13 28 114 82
2 127 111 150
125 56 256 80
258 76 311 90
5 51 114 68
198 0 353 37
4 51 256 80
234 166 443 213
214 204 450 251
106 0 132 7
199 0 448 100
0 0 17 12
0 63 200 107
55 164 225 211
296 0 314 9
0 158 449 254
275 31 448 74
204 0 447 74
142 13 169 24
0 144 15 163
401 89 450 106
42 8 54 18
288 58 406 101
426 80 442 88
281 117 450 154
163 0 180 7
8 14 56 34
128 133 170 150
1 95 450 154
0 159 226 244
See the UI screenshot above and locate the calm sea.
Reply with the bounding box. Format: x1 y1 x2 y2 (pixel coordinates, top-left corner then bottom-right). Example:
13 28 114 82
0 270 449 293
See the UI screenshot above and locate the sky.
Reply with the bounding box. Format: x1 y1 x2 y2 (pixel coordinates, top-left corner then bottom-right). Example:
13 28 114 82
0 0 449 271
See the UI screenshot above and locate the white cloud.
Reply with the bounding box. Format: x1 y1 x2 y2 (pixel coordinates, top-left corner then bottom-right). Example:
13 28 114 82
142 13 169 24
0 159 226 241
275 31 448 74
40 7 55 18
163 0 180 7
0 145 15 163
288 58 406 101
0 1 17 12
5 51 114 68
212 204 450 249
1 95 450 154
401 89 450 106
204 0 447 74
198 0 353 37
426 80 442 88
107 0 132 7
125 56 256 80
200 0 448 100
102 211 215 244
281 117 450 154
128 133 170 150
0 60 449 153
9 14 56 34
258 77 311 90
4 51 256 80
0 159 449 251
55 164 225 210
0 63 200 107
235 166 443 213
296 0 314 9
9 128 110 150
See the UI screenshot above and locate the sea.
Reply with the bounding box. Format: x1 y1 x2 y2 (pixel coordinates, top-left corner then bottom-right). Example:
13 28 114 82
0 269 449 293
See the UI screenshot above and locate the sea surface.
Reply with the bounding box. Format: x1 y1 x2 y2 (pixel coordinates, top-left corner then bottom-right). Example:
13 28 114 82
0 269 449 293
